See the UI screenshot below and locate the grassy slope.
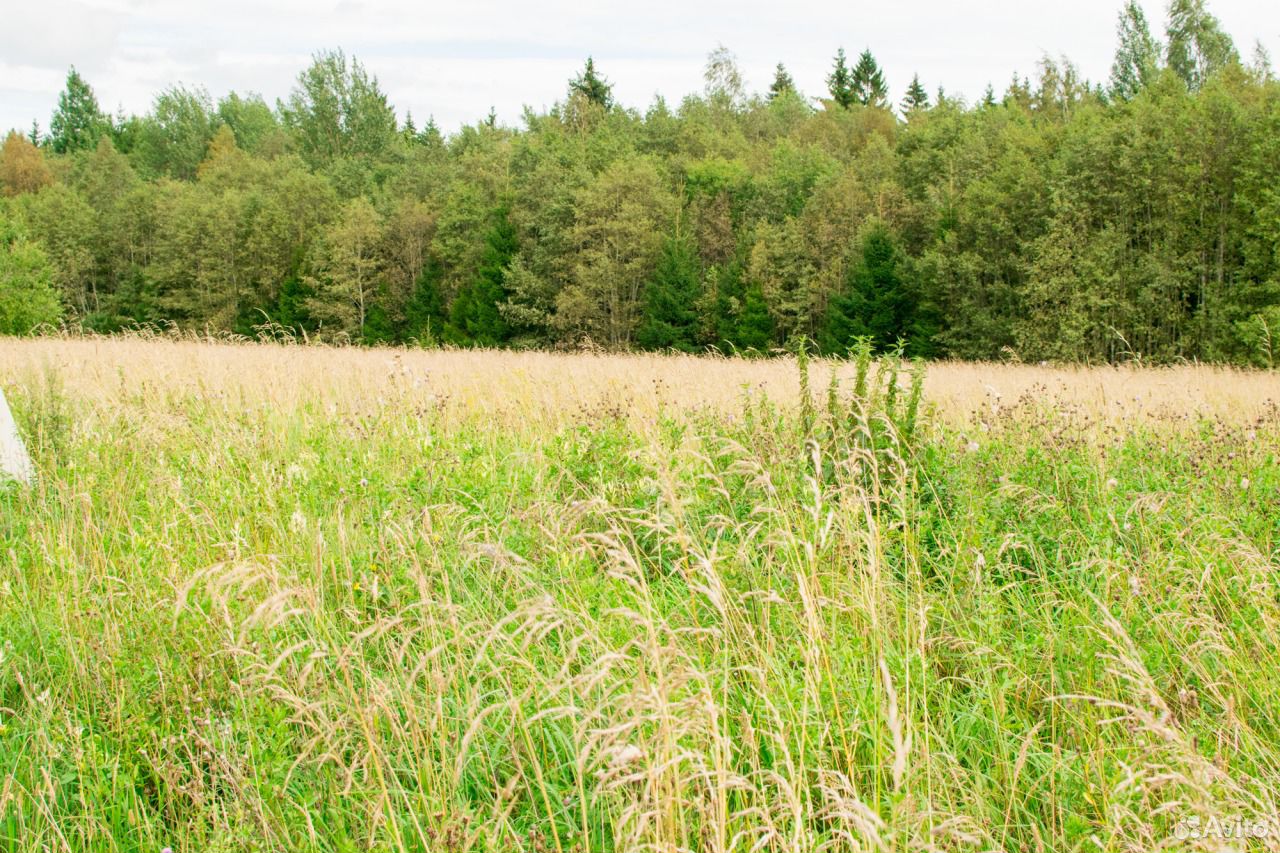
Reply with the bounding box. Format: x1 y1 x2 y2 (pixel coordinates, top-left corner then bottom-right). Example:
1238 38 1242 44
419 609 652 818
1 340 1279 852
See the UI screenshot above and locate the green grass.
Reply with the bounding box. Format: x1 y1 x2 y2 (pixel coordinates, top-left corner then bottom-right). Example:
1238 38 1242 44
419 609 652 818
2 353 1279 852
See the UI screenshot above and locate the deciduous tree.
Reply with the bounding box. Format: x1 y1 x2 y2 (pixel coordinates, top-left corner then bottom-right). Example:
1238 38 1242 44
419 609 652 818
0 215 62 333
0 132 53 196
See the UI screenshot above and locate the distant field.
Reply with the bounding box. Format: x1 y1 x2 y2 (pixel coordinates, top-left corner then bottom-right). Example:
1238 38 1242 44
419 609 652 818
2 337 1280 852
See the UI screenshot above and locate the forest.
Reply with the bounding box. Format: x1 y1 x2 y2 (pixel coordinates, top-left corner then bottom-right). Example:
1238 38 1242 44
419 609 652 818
1 0 1278 364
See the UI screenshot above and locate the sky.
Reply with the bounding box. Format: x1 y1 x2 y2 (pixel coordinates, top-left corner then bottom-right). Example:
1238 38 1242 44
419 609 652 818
1 0 1277 136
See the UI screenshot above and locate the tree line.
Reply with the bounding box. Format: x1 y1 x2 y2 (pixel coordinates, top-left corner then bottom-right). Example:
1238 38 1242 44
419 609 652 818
2 0 1278 364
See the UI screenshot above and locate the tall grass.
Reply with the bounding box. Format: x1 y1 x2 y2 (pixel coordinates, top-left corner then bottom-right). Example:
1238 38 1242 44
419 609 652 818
1 338 1279 851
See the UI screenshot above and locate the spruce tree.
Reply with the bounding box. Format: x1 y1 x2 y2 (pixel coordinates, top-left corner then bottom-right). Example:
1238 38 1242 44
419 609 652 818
50 67 109 154
713 262 745 349
276 275 315 334
449 205 517 345
768 63 797 100
404 254 446 343
637 232 702 352
821 282 868 355
362 302 395 344
851 50 889 107
827 49 855 109
1109 0 1161 100
712 260 774 353
418 116 443 148
1006 74 1033 110
735 284 774 352
570 57 614 109
821 226 907 354
901 74 929 113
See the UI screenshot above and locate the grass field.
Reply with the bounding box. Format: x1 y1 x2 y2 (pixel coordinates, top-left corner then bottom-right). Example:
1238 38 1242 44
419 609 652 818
2 337 1280 852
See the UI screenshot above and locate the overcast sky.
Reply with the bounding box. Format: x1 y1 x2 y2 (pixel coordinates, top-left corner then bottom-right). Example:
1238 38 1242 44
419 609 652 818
2 0 1277 136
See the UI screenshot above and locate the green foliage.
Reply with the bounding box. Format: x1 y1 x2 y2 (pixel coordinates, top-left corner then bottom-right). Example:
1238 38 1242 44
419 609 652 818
1166 0 1238 91
852 49 889 108
704 46 745 109
569 57 614 109
734 282 775 352
768 63 797 100
5 25 1280 364
280 49 399 167
450 205 518 345
49 67 110 155
216 92 280 154
275 274 314 333
132 85 218 179
827 48 856 109
559 156 672 347
901 74 930 113
403 255 446 343
1234 307 1279 366
637 230 703 352
7 349 1280 850
0 216 63 334
821 224 907 354
305 196 383 339
1109 0 1161 100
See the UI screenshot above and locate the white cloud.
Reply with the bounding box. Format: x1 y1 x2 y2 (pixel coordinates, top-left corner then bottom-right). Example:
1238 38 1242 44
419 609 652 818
3 0 1277 135
0 0 125 67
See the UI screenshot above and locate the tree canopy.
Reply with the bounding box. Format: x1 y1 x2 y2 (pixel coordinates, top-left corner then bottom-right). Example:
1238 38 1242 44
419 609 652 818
1 4 1277 363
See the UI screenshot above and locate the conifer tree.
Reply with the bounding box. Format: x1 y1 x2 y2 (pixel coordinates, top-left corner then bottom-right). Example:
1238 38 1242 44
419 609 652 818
361 302 396 344
768 63 797 100
404 255 446 343
449 205 517 345
821 226 907 354
276 275 314 334
50 67 109 154
827 49 855 109
851 49 889 107
570 57 614 109
736 284 774 352
901 74 930 112
637 231 702 352
1006 74 1033 109
418 116 443 148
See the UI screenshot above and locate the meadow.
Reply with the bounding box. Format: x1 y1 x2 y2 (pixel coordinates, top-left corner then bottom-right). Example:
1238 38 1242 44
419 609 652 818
2 336 1280 852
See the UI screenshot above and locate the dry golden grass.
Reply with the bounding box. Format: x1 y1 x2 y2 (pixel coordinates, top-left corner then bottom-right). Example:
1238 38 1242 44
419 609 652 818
1 335 1276 429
